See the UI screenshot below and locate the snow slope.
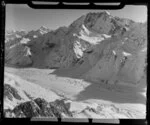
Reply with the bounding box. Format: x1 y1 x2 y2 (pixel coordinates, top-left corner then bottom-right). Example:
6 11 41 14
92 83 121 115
4 71 61 110
4 67 146 118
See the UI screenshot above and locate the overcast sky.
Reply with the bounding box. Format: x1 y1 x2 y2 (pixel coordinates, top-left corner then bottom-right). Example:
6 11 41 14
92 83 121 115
6 4 147 31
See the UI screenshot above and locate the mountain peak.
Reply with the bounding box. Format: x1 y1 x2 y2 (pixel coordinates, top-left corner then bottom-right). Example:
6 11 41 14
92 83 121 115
40 26 48 30
38 26 50 34
103 10 110 15
85 11 111 17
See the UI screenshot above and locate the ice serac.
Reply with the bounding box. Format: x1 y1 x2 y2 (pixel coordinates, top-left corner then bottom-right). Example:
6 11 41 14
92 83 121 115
5 11 147 85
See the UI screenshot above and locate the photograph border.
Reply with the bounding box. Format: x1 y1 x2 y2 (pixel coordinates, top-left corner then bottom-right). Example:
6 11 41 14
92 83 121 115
0 0 149 124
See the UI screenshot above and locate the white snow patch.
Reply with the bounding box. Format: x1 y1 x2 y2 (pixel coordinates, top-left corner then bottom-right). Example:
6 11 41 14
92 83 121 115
15 34 21 38
141 47 147 52
67 101 88 112
20 38 30 44
9 44 17 49
122 51 132 56
82 24 91 35
4 98 22 110
124 26 129 31
73 33 76 37
102 34 111 39
39 26 49 35
104 10 110 15
112 50 116 55
33 35 37 38
78 32 103 44
73 41 84 58
73 40 87 58
75 24 111 45
24 46 32 56
40 30 48 35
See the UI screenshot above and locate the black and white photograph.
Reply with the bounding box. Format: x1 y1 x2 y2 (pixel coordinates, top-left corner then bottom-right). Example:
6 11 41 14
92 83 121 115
4 4 147 119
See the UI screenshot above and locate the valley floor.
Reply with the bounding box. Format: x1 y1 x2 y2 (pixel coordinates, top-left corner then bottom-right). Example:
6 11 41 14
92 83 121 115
4 66 146 118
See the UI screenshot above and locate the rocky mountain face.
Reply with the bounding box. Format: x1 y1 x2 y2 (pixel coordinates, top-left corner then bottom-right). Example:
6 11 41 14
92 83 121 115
4 73 71 118
4 96 145 118
5 11 147 85
4 98 72 118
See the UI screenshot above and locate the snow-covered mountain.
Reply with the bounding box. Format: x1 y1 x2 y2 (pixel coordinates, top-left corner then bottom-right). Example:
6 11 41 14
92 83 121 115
25 26 51 39
5 30 27 43
5 10 147 86
4 11 147 118
5 26 51 66
5 26 50 42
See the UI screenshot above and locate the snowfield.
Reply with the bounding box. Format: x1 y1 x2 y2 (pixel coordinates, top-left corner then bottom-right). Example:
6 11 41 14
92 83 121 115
20 38 30 44
74 25 111 45
4 66 146 118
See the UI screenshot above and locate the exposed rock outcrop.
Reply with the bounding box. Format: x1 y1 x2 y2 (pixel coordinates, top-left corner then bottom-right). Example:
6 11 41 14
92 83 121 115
4 98 72 118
